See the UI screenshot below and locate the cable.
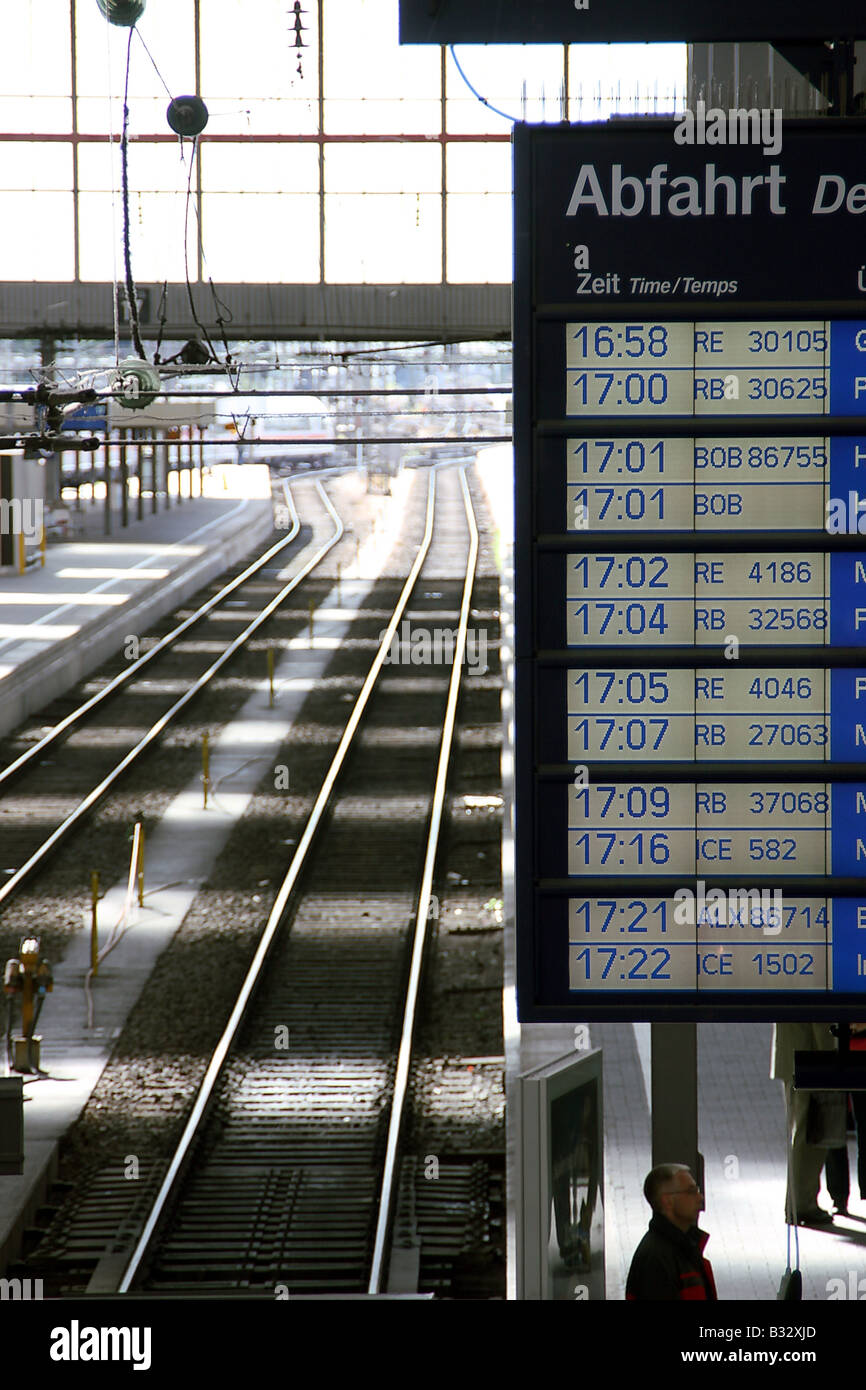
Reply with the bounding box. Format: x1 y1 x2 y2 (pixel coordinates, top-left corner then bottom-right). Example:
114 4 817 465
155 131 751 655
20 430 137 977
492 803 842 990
448 46 519 124
120 26 147 360
208 278 234 366
105 15 121 366
153 280 168 364
181 141 219 362
135 24 229 368
134 26 175 104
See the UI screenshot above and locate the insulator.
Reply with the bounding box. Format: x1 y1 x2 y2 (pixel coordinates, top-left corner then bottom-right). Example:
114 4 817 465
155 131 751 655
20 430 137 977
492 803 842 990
111 358 161 410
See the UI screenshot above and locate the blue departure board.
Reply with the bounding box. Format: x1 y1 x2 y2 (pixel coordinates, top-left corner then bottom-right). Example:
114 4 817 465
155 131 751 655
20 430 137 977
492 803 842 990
514 121 866 1021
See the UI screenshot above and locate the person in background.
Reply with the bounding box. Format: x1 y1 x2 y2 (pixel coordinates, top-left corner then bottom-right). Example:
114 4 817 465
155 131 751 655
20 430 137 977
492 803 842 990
771 1022 838 1225
850 1025 866 1202
626 1164 717 1301
825 1023 866 1214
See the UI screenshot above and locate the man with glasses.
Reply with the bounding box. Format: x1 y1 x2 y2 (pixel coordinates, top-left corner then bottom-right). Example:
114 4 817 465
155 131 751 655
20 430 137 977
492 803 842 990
626 1164 718 1300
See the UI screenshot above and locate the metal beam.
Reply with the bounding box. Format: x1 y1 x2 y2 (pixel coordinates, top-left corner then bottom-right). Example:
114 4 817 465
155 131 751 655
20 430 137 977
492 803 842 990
0 282 510 343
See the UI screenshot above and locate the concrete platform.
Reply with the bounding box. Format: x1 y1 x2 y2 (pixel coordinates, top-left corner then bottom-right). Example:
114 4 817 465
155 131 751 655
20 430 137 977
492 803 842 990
0 464 275 739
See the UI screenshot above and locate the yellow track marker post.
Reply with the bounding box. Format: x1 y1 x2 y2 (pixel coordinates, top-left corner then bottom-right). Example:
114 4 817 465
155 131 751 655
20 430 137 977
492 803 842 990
132 821 145 907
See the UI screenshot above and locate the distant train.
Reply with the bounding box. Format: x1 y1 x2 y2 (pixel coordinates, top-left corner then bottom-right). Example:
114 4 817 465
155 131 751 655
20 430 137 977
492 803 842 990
211 394 337 469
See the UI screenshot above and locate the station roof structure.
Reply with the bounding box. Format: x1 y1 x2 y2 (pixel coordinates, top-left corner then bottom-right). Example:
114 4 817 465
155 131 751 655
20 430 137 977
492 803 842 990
0 1 686 343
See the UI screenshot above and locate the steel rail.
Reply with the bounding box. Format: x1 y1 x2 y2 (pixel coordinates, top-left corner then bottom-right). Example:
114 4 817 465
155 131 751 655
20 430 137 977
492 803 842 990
0 480 343 913
117 467 438 1294
0 485 301 792
367 465 479 1294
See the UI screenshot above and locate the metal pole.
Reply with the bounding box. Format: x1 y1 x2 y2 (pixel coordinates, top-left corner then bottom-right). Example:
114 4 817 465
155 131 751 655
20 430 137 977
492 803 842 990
651 1023 702 1192
136 432 143 521
120 430 128 528
103 431 111 535
150 428 157 514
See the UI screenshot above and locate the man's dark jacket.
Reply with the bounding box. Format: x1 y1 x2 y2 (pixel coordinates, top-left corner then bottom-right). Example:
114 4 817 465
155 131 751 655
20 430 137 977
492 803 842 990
626 1213 718 1301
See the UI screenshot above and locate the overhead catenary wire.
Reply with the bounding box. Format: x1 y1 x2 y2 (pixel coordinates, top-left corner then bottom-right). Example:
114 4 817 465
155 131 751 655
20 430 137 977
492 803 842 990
133 18 216 362
181 139 219 364
126 19 228 369
134 25 175 104
120 25 146 360
105 15 121 367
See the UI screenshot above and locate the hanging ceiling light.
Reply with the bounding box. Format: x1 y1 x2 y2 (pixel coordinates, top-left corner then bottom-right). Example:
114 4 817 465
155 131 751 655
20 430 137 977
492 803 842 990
96 0 146 25
166 95 209 138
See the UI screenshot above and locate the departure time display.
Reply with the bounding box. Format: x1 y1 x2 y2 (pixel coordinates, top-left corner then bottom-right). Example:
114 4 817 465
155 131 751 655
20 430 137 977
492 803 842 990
514 121 866 1020
556 319 866 1000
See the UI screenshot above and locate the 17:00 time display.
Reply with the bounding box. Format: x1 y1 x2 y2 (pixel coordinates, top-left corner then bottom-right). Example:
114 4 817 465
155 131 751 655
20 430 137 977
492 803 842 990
564 320 850 417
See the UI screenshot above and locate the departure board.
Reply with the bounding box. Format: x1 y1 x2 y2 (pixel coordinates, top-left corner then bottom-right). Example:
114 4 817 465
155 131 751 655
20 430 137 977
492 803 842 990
399 0 866 43
514 120 866 1021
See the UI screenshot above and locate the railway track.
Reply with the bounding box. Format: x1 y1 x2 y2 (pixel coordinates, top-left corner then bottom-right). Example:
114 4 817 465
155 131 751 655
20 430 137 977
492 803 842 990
0 480 342 913
6 464 505 1298
119 467 479 1295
